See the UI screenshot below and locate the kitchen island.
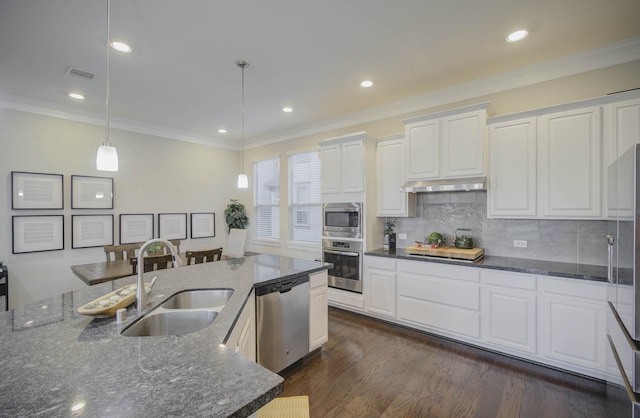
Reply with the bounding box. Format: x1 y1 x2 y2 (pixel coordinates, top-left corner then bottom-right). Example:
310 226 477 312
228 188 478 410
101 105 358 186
0 254 329 417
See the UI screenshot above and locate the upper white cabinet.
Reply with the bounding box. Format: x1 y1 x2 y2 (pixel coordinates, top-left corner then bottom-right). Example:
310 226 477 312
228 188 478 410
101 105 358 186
320 132 374 203
376 135 416 217
403 103 489 181
608 96 640 165
487 117 537 218
538 106 602 218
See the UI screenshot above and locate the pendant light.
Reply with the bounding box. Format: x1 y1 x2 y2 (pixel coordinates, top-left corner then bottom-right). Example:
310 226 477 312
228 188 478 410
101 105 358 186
96 0 119 172
237 60 249 189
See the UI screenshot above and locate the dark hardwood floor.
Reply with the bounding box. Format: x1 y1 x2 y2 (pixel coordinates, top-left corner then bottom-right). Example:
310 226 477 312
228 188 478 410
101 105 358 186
280 307 612 418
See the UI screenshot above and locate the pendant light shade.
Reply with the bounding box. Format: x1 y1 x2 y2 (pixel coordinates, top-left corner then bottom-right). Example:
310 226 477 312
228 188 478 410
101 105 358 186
237 60 249 189
97 0 119 172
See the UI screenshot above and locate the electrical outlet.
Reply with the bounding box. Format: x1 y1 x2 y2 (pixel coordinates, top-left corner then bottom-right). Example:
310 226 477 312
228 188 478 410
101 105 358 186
398 233 407 240
513 240 528 248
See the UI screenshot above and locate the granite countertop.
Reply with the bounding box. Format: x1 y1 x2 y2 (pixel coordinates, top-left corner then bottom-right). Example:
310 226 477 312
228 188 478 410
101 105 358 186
365 248 607 282
0 254 329 417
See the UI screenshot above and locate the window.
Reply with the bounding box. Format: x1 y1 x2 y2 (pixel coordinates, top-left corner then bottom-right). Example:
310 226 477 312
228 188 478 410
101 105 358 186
254 158 280 240
288 151 321 243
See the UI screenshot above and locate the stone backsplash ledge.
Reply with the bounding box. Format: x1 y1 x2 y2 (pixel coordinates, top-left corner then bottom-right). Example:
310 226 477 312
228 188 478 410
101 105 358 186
390 191 608 266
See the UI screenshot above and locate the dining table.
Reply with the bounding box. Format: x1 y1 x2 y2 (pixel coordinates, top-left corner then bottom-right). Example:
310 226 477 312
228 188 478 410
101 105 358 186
71 254 188 286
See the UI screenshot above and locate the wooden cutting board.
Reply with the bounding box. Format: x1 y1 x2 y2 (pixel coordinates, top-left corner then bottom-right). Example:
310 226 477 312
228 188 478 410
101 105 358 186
405 245 484 261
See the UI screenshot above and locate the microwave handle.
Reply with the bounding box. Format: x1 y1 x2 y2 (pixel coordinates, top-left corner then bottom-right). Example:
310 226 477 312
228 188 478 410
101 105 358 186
324 249 360 257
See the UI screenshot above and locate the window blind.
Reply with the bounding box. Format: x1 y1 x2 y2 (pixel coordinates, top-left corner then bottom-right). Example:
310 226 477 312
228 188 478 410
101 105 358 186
288 151 321 243
253 157 280 240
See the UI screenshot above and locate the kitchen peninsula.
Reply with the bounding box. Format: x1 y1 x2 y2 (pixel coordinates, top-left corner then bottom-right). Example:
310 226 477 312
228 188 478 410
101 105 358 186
0 254 329 417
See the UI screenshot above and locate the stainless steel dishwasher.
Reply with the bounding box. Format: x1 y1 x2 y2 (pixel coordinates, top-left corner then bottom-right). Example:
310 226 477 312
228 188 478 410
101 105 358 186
256 275 310 373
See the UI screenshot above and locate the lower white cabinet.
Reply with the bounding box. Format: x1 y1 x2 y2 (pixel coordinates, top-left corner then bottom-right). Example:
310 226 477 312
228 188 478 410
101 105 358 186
396 260 481 340
540 277 608 374
359 257 608 379
309 270 329 351
365 256 396 318
225 289 256 361
481 270 537 354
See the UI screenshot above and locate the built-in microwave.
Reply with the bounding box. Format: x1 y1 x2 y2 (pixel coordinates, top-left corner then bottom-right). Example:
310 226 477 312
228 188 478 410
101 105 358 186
322 202 362 238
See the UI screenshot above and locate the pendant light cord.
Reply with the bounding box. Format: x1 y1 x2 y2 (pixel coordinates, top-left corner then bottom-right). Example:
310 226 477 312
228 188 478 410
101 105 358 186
239 61 246 173
105 0 111 147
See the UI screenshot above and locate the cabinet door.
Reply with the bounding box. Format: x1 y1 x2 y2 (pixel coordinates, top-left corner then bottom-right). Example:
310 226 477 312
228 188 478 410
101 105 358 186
482 286 536 354
367 268 396 317
309 271 328 351
539 106 602 218
225 290 256 361
377 139 415 217
541 295 607 371
405 119 439 180
441 110 485 178
320 144 341 194
488 118 537 217
341 140 365 193
608 98 640 165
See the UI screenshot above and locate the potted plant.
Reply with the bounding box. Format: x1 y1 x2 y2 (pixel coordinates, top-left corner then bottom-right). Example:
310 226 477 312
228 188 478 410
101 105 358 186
145 242 164 255
383 218 397 251
224 199 249 233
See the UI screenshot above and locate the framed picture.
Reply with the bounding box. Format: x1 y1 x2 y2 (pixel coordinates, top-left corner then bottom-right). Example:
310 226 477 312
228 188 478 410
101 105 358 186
72 215 114 249
12 215 64 254
190 212 215 239
11 171 64 210
120 214 154 244
71 175 114 209
158 213 187 240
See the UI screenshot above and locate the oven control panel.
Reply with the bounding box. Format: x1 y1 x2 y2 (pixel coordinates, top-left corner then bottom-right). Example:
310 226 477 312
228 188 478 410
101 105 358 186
322 239 363 251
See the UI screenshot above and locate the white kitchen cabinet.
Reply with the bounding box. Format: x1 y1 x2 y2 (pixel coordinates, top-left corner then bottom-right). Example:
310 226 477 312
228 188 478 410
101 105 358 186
403 103 489 182
540 276 607 375
538 106 602 218
320 133 368 201
365 256 396 318
481 270 537 354
309 270 328 351
225 289 256 361
608 96 640 165
487 117 537 218
376 136 416 217
396 260 481 340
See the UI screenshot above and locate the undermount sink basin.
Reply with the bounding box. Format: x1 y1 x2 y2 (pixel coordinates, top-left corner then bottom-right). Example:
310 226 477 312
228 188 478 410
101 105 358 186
161 289 234 310
121 310 218 337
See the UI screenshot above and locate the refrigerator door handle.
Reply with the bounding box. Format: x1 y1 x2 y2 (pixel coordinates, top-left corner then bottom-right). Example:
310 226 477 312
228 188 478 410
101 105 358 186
607 234 615 284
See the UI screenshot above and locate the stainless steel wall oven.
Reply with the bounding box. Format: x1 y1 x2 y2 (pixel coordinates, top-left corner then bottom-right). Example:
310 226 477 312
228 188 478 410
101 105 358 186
322 239 362 293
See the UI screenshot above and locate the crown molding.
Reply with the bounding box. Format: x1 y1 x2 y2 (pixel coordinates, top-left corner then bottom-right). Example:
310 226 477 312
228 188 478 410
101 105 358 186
247 36 640 149
0 93 239 151
1 37 639 151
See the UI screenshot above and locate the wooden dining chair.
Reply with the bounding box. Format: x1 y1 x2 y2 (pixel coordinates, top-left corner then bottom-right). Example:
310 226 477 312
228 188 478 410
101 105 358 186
104 243 141 262
130 254 175 275
185 248 223 265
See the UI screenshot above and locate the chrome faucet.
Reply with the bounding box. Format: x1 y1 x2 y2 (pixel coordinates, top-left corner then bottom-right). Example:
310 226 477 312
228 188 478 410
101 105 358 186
136 238 180 312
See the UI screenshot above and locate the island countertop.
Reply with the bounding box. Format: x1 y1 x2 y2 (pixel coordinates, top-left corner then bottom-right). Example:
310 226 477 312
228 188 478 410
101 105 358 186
0 254 329 417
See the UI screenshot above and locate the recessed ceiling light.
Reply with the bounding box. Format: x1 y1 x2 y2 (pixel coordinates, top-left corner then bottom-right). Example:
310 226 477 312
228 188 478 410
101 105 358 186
217 128 227 134
360 80 373 88
506 30 528 42
110 41 132 53
68 92 85 100
282 107 293 113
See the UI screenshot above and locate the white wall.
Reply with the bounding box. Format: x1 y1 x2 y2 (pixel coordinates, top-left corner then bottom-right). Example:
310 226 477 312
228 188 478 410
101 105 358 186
0 108 244 308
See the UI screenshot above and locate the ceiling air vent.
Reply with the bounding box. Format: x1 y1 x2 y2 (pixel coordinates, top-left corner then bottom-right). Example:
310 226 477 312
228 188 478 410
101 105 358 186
65 66 95 81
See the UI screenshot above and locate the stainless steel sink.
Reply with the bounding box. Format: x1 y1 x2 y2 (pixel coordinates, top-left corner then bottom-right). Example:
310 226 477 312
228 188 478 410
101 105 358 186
161 289 234 310
121 310 218 337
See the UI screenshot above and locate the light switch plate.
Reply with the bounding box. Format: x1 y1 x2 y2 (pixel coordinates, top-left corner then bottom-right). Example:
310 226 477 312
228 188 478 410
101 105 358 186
513 240 527 248
398 233 407 240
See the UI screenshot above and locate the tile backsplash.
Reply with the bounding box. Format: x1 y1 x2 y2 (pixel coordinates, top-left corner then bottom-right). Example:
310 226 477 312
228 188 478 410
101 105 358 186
390 191 608 266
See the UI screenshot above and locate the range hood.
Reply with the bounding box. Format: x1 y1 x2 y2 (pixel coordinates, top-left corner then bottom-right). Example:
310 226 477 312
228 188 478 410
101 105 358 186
400 177 486 193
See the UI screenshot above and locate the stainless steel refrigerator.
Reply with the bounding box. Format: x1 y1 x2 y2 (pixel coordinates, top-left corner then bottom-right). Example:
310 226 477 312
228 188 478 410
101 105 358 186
607 143 640 416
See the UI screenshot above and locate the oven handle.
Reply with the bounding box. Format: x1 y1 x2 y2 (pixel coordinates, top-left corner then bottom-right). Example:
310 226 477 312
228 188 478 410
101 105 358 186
323 249 360 257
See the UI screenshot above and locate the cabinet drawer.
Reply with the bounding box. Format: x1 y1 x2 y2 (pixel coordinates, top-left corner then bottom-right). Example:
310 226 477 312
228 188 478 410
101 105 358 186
542 276 606 302
397 295 480 339
481 269 537 291
366 256 396 271
397 260 479 283
398 273 480 311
